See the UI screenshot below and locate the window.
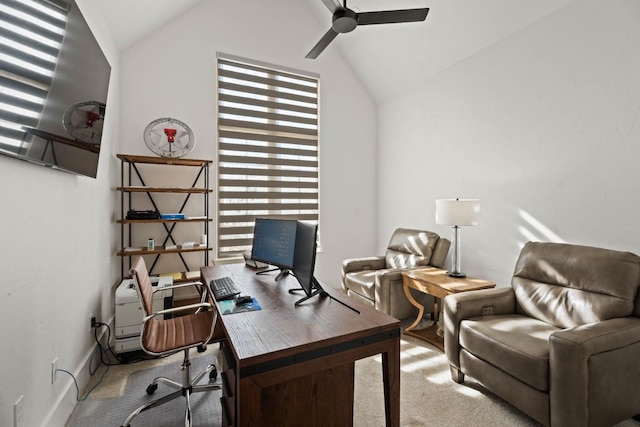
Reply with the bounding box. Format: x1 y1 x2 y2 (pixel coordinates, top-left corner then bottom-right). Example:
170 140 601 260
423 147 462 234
217 54 319 259
0 0 68 153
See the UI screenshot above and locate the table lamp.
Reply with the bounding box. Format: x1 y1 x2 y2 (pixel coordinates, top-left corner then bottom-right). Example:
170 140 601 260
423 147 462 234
435 198 480 278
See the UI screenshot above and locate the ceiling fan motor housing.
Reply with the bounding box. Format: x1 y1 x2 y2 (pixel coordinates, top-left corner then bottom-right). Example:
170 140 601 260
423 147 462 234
332 8 358 33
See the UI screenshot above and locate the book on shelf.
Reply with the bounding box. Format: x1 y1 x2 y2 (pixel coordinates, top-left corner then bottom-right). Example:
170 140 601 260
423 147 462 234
160 272 183 281
184 271 200 280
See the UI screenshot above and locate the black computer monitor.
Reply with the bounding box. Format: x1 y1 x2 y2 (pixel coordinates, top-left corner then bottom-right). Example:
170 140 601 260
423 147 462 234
250 218 297 279
290 221 325 305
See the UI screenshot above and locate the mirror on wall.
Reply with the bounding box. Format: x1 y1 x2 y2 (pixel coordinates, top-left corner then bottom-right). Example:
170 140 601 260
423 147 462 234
0 0 111 178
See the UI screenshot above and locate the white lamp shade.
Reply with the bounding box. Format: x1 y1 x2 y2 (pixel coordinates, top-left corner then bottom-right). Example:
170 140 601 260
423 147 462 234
436 199 480 226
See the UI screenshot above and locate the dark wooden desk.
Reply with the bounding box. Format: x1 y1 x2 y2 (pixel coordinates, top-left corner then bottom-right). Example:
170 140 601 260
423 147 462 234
201 264 400 427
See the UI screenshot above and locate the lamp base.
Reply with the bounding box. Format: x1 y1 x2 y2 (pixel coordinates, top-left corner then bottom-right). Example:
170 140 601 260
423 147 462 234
446 271 467 278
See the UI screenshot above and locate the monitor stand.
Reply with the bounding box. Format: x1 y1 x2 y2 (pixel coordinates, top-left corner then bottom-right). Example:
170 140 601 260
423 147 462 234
288 278 359 313
256 267 290 281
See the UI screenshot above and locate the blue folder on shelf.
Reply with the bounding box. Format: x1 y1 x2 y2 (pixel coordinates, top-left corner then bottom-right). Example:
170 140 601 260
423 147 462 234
161 213 185 220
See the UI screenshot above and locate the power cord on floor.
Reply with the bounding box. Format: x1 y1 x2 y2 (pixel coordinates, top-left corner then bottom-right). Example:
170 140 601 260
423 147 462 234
55 343 110 401
93 321 125 365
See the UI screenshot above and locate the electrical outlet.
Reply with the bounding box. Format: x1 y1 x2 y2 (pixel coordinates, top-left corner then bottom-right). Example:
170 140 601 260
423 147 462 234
89 313 95 332
482 306 494 316
14 395 24 427
51 358 58 384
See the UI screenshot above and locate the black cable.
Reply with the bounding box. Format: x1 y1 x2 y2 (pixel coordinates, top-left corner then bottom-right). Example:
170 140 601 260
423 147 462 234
93 321 123 365
92 321 179 365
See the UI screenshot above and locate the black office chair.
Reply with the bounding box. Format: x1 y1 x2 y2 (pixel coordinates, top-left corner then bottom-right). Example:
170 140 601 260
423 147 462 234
121 257 224 427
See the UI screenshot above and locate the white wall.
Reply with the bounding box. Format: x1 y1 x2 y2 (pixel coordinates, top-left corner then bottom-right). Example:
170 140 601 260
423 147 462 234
3 0 636 425
377 0 640 286
0 0 120 426
0 0 376 425
117 0 378 288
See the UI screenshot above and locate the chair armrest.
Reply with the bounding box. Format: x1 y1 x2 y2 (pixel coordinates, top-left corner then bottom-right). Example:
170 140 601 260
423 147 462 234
342 256 386 274
443 287 515 368
375 268 415 289
341 256 386 291
374 267 439 318
372 268 406 314
143 302 214 321
430 237 451 269
549 317 640 427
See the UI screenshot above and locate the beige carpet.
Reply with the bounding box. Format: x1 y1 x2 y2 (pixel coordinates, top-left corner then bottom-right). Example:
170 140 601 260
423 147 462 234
70 335 640 426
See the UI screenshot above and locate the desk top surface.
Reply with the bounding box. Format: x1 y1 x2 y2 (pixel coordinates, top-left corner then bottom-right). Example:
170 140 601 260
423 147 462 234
201 263 400 368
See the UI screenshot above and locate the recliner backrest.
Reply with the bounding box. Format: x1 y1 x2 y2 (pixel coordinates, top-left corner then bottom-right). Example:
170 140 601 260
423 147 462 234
512 241 640 328
385 228 440 268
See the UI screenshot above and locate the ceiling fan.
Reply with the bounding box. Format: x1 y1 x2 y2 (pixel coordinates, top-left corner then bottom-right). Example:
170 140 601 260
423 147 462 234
306 0 430 59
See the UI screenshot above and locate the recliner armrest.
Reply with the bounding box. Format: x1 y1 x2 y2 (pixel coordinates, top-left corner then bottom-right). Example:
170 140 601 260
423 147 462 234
444 287 515 368
373 268 410 315
430 237 451 269
550 317 640 427
341 256 386 291
342 256 386 273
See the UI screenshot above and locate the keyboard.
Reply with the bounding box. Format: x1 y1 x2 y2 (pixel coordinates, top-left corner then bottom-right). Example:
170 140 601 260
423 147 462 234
211 276 241 301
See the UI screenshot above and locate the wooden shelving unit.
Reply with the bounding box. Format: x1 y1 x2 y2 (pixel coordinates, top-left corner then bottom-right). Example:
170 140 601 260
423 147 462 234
117 153 212 279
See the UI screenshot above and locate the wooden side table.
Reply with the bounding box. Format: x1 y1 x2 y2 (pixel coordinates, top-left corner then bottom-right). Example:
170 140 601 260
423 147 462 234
401 267 496 351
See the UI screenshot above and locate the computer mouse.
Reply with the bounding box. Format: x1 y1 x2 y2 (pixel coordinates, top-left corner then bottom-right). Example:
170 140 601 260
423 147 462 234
235 295 253 305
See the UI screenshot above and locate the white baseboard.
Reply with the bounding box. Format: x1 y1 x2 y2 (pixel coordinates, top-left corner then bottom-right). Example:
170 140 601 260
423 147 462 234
40 315 115 427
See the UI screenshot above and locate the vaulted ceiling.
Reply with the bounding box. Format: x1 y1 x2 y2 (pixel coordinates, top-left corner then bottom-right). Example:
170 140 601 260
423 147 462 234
95 0 572 103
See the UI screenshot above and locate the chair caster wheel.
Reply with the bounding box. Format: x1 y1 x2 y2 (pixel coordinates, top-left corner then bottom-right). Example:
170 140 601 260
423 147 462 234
210 367 218 382
146 383 158 395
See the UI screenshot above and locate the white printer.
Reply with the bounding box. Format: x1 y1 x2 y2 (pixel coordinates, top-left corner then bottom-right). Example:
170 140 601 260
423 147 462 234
114 276 173 354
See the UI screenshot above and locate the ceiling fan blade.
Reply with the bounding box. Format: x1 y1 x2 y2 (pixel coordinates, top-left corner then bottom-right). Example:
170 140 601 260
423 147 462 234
321 0 342 13
357 8 429 26
305 28 339 59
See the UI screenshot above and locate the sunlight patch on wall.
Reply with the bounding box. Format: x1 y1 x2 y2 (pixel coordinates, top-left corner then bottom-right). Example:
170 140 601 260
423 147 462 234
517 209 565 245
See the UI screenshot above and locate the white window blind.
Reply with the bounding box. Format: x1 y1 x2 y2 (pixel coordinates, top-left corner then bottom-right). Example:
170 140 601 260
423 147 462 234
217 55 319 259
0 0 68 153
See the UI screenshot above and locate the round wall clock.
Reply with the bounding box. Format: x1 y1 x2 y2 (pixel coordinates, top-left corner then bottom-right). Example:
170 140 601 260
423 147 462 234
62 100 106 145
143 117 195 158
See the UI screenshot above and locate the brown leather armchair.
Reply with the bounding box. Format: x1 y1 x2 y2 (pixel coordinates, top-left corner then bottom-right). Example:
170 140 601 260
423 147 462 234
444 242 640 427
341 228 450 320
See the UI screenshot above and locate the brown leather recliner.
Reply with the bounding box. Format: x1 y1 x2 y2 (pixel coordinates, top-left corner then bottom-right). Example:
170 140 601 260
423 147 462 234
444 242 640 427
341 228 450 320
